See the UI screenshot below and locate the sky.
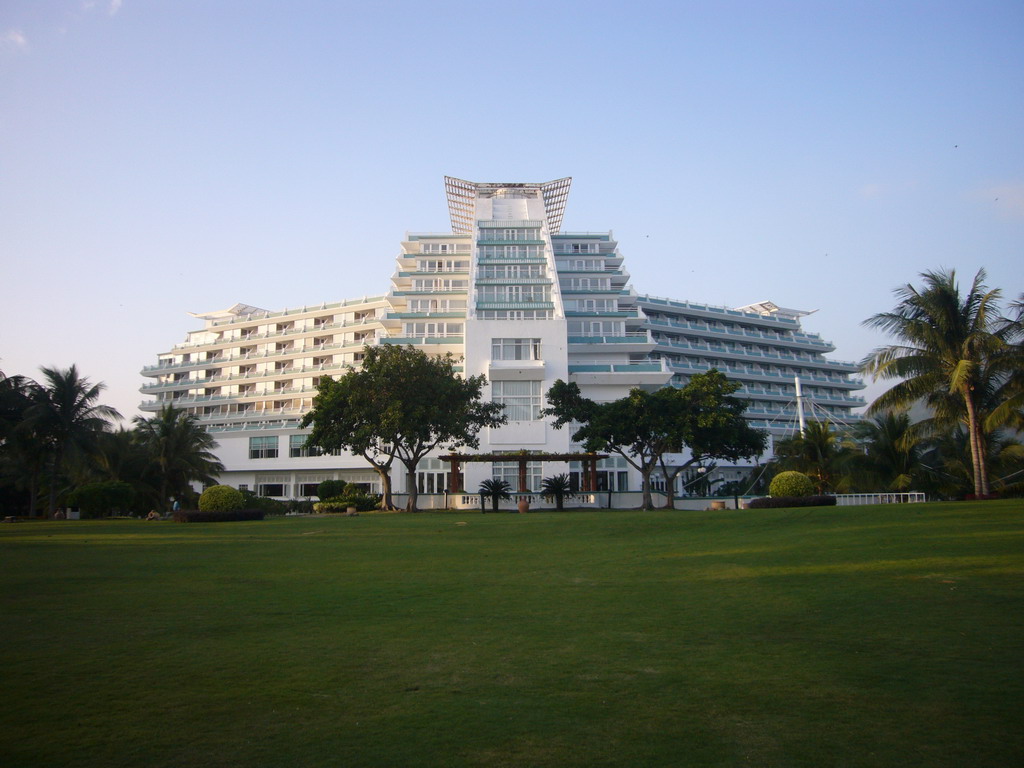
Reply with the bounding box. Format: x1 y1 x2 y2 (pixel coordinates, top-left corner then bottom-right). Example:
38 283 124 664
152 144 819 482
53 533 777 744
2 0 1022 422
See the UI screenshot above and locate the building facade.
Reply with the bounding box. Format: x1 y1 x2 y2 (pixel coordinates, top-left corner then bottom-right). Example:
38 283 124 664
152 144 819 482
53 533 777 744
140 178 864 503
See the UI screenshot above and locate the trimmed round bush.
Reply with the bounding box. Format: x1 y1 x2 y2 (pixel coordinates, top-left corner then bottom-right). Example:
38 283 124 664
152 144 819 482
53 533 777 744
769 471 815 498
199 484 244 513
316 479 347 500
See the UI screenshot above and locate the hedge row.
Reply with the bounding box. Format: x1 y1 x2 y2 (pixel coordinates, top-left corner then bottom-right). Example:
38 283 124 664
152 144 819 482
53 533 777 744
173 509 266 523
747 495 838 509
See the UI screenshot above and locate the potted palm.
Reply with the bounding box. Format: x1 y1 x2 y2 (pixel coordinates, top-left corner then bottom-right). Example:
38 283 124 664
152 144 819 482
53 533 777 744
541 473 572 511
478 478 511 513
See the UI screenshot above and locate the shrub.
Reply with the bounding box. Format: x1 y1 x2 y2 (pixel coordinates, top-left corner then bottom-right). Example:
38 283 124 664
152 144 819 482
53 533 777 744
316 480 347 500
286 499 316 515
314 492 381 512
769 471 815 498
748 495 837 509
66 481 135 519
198 485 244 513
240 490 288 516
173 508 266 523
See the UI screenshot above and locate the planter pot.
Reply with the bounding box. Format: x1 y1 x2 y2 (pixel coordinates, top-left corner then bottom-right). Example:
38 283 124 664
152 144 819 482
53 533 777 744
346 506 357 514
517 499 530 514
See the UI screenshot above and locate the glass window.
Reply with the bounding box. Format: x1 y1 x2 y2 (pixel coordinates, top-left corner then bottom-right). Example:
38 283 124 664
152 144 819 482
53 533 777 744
491 338 541 361
290 434 322 458
492 380 542 420
492 461 542 492
249 436 278 459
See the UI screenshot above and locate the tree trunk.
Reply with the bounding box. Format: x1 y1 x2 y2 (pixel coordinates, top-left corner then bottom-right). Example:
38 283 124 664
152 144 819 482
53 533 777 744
640 468 655 510
963 392 988 496
659 461 685 510
405 468 419 512
47 449 61 517
362 453 397 510
374 464 396 510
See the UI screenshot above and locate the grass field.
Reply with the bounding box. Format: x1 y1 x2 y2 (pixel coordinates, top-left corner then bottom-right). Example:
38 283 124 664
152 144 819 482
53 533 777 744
2 501 1023 767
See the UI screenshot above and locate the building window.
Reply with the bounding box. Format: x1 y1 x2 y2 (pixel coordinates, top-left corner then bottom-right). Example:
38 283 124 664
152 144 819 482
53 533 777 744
478 264 545 279
417 259 469 272
403 322 464 338
249 436 279 459
478 285 549 303
258 483 286 497
411 278 469 291
491 338 541 361
298 483 320 497
478 310 552 320
407 299 467 313
492 460 542 492
290 434 323 458
415 459 450 494
492 380 542 420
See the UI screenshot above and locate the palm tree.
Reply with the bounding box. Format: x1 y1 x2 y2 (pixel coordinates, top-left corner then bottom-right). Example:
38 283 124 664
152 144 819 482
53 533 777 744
772 420 858 493
919 426 1024 499
89 428 160 511
541 473 573 511
861 269 1011 497
853 411 926 491
133 405 224 512
0 372 46 516
478 478 511 513
28 365 121 515
986 295 1024 435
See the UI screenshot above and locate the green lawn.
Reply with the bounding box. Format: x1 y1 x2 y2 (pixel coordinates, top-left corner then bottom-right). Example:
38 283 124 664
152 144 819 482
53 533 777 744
2 501 1023 767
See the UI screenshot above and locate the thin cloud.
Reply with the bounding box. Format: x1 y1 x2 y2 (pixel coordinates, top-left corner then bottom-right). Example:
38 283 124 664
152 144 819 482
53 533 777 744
2 28 29 52
82 1 122 14
857 180 918 200
859 183 884 199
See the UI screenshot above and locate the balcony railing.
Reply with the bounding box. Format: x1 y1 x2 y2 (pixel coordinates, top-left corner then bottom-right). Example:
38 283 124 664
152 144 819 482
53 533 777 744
651 335 858 372
567 333 653 345
569 360 668 373
637 295 799 326
208 296 387 327
644 316 834 352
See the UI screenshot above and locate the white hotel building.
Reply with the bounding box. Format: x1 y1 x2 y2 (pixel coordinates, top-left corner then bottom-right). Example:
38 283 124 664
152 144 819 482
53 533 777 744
140 178 864 504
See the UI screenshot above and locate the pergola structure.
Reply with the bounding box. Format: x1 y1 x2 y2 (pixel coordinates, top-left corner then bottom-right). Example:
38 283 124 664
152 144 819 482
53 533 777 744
439 452 610 493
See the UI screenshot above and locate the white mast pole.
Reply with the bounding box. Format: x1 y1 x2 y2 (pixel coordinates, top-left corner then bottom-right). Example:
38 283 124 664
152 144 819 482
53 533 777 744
795 376 806 436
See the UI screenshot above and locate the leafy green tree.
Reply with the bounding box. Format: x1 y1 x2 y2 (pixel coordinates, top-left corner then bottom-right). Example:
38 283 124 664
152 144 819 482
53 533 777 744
862 269 1016 497
478 478 511 512
540 473 572 511
301 345 506 512
133 405 224 512
656 371 766 509
545 370 765 510
28 365 121 515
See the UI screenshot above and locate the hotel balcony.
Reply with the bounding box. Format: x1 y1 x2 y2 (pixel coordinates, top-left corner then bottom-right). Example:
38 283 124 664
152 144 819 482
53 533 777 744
568 359 671 387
